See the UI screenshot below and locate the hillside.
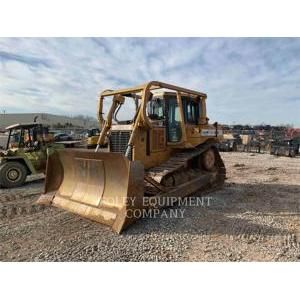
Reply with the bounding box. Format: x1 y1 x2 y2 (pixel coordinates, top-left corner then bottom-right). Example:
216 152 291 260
0 113 98 130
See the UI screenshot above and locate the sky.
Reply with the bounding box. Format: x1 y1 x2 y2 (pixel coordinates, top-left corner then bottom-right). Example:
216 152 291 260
0 37 299 126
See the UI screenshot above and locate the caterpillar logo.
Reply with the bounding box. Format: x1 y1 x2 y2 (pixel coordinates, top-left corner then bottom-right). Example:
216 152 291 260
201 129 223 136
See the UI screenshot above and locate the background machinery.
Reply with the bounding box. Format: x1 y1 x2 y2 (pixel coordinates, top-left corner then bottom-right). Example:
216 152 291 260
0 123 64 188
270 138 300 157
85 128 100 149
38 81 226 233
218 133 240 152
84 128 109 149
0 122 82 188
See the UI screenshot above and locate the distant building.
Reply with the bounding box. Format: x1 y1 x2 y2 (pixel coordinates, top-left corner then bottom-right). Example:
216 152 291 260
0 113 98 130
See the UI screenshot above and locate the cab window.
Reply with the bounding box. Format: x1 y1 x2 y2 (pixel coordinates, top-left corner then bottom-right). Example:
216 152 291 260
147 98 165 121
166 95 182 143
182 96 200 124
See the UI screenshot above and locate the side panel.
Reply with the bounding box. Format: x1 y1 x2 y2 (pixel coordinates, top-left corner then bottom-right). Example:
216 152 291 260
23 149 47 172
151 127 166 152
133 127 173 169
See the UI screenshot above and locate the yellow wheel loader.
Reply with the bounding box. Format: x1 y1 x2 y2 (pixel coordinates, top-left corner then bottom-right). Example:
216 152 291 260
38 81 226 233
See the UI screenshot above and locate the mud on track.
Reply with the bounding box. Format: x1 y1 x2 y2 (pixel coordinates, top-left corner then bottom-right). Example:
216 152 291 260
0 153 299 261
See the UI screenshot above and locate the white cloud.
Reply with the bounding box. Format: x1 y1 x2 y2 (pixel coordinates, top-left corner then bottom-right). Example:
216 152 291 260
0 38 299 126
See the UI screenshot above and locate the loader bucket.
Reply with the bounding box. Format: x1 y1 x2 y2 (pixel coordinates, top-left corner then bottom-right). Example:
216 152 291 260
37 149 144 233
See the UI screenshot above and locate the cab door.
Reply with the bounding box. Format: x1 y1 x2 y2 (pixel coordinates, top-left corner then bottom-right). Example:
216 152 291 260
166 93 186 145
147 97 166 153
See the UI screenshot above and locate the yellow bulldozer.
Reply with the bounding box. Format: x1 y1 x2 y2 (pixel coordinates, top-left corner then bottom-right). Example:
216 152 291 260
38 81 226 233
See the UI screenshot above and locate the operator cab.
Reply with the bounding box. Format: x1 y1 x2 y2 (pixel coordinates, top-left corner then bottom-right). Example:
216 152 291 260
146 92 202 143
5 123 50 150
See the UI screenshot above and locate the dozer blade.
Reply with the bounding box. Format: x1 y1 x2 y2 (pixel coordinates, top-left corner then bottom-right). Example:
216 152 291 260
37 149 144 233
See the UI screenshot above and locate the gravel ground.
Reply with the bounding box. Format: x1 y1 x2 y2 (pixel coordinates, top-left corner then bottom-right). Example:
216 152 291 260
0 152 299 262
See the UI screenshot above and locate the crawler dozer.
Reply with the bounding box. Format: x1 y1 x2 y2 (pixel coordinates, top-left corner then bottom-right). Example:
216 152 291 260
38 81 226 233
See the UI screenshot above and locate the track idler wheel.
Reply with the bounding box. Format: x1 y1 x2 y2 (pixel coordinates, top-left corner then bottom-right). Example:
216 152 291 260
200 148 216 171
